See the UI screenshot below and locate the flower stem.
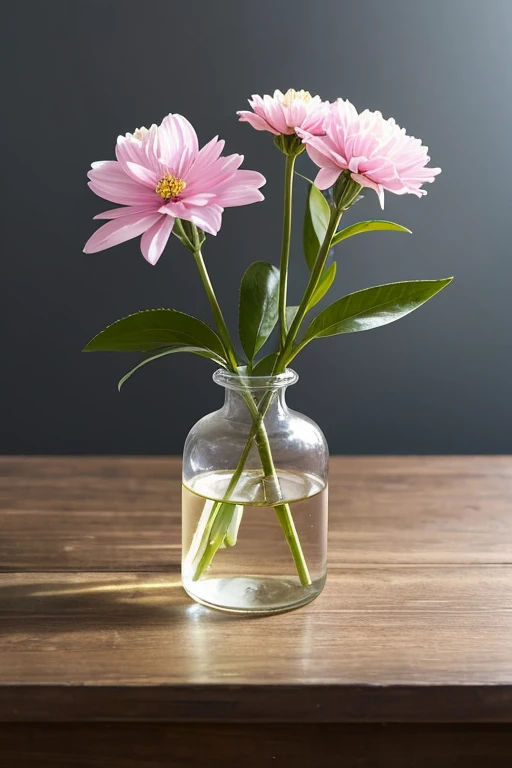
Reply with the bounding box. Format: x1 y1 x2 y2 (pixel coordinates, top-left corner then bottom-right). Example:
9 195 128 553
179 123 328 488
276 173 363 370
278 154 297 349
190 384 311 586
189 229 311 586
276 205 344 371
191 235 238 372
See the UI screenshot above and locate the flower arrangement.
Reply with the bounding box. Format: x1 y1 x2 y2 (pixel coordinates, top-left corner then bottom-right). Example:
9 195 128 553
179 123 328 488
84 88 450 609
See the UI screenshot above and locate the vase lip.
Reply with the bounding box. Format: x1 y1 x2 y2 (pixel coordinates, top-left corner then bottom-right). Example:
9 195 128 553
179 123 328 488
213 367 299 391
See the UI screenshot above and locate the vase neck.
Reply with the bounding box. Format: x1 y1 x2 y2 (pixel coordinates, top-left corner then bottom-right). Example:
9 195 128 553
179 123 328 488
222 387 288 421
213 368 297 423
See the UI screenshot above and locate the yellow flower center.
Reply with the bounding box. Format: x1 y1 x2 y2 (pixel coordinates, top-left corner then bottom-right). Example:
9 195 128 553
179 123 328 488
155 174 187 200
281 89 313 106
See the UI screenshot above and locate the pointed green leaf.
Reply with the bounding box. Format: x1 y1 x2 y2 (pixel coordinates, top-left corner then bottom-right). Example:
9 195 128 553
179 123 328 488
118 345 227 391
294 171 316 186
303 184 331 270
303 278 453 343
252 352 279 376
331 220 411 248
308 262 337 310
309 185 331 242
171 222 193 251
286 306 299 328
239 261 280 362
83 309 225 358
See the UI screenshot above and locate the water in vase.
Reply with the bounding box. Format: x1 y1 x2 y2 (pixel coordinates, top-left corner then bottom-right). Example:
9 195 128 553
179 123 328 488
182 469 327 614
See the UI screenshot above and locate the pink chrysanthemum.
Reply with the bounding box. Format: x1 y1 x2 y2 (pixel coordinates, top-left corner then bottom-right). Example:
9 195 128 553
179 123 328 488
84 114 266 264
237 89 329 137
297 98 441 208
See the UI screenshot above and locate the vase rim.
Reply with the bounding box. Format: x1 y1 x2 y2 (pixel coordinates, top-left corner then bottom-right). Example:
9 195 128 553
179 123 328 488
213 368 298 391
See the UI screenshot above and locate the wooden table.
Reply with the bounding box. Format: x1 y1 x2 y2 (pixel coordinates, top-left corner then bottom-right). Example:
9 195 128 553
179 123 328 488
1 456 512 766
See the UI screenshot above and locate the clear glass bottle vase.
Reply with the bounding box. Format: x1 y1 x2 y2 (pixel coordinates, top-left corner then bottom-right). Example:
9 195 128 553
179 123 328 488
182 369 328 614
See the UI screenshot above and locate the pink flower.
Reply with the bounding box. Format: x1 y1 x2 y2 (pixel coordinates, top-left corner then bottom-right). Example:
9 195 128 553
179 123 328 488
237 89 329 136
84 115 266 264
297 99 441 208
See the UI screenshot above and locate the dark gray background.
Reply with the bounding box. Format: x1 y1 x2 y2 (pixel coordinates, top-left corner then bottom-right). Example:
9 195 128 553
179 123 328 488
2 0 510 455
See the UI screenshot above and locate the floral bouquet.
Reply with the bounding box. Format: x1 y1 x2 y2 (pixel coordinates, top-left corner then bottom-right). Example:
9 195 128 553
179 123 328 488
84 89 450 614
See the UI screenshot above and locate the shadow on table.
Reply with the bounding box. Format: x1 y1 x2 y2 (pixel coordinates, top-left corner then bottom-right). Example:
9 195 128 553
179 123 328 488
0 572 246 636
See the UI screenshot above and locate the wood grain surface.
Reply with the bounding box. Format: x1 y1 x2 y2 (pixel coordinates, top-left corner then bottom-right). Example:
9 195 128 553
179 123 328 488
2 456 512 764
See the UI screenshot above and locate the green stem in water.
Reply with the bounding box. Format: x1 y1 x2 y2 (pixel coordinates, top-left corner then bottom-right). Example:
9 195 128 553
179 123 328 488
190 385 311 586
278 153 297 349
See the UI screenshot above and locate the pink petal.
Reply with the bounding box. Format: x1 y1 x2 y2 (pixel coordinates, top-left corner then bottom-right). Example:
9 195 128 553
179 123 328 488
403 166 442 181
157 114 198 177
214 187 264 207
237 111 279 134
351 173 385 208
250 95 269 119
185 153 244 193
346 132 377 163
159 200 187 218
187 136 225 178
262 95 290 134
214 169 266 206
314 167 341 190
180 193 216 206
140 215 174 265
84 211 161 253
286 99 308 129
215 168 265 191
305 144 337 170
115 139 159 185
331 99 360 135
179 204 224 236
359 156 395 177
302 106 329 135
298 132 345 170
88 161 157 206
116 134 147 167
93 205 158 220
116 127 161 177
123 161 158 188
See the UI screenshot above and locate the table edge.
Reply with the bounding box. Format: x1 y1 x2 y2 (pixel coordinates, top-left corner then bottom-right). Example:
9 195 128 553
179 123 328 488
2 683 512 723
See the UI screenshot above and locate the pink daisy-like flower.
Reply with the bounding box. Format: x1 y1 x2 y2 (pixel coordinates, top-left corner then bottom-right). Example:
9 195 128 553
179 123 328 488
237 89 329 137
297 98 441 208
84 114 266 264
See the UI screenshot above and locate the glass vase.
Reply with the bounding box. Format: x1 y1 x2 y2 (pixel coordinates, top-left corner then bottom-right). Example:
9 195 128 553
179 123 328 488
181 369 328 614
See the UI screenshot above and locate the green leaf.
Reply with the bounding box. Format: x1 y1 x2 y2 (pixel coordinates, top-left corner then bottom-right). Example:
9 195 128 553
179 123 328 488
286 306 299 328
252 352 278 376
303 184 331 270
239 261 280 362
308 262 337 310
83 309 225 358
118 345 226 391
294 171 316 186
171 221 193 251
331 220 411 248
303 278 453 343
